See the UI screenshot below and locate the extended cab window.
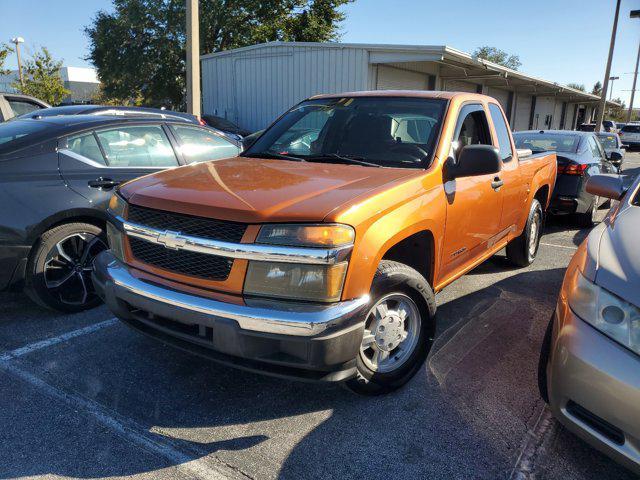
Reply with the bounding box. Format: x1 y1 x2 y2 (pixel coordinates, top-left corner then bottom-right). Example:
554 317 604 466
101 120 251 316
95 125 178 168
488 103 513 162
170 125 240 164
452 104 492 160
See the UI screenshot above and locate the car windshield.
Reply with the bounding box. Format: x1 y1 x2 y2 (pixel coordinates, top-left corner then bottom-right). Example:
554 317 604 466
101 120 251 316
0 120 51 149
513 132 580 153
244 97 447 168
596 134 618 149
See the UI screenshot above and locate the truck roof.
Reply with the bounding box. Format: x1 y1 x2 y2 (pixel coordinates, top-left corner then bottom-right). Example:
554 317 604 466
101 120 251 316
309 90 489 101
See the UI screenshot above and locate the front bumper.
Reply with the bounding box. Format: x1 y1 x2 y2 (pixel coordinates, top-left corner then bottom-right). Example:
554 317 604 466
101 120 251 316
92 251 369 382
547 299 640 474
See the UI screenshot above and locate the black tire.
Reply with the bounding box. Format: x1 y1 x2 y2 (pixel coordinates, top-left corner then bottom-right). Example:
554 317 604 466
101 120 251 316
537 314 555 404
24 222 107 312
506 199 543 267
344 260 436 395
575 196 598 228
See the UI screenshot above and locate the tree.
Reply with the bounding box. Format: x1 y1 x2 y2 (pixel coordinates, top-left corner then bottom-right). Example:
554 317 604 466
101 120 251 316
86 0 352 108
472 46 521 70
0 43 12 76
591 81 602 96
567 83 585 92
13 47 70 105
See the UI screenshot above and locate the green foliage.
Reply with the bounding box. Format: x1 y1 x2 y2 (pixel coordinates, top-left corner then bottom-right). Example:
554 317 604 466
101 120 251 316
0 43 12 76
472 46 521 70
591 81 602 96
566 83 585 92
86 0 352 108
13 47 70 105
607 97 627 122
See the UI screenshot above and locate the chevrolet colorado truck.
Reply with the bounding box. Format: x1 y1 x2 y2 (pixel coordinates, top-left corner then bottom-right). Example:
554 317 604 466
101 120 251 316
94 91 557 394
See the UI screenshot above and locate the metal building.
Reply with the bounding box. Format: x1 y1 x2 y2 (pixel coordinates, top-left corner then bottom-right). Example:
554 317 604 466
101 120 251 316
201 42 608 133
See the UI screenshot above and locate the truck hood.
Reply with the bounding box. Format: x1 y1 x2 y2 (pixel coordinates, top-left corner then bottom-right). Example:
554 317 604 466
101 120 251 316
593 206 640 307
120 157 420 223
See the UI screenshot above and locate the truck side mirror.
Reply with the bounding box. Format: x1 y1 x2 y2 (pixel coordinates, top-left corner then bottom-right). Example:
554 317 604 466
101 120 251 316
586 174 626 200
448 145 501 179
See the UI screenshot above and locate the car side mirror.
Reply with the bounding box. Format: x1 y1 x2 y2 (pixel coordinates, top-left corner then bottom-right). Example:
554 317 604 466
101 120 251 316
586 174 626 200
448 145 501 179
608 150 623 163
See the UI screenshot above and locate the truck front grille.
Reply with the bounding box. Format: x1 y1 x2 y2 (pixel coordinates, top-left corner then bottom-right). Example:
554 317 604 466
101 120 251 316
129 237 233 281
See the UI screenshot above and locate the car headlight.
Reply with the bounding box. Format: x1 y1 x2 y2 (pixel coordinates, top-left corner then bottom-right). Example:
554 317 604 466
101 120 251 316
568 269 640 355
106 192 127 261
245 224 354 302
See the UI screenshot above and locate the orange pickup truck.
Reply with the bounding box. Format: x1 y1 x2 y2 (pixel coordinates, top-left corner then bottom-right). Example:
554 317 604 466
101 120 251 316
94 91 556 394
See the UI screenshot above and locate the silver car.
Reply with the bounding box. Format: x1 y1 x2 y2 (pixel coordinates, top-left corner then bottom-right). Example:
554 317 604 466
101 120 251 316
539 172 640 474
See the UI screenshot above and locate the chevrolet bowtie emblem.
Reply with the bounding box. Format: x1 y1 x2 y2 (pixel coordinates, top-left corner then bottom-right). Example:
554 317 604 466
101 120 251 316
157 230 187 250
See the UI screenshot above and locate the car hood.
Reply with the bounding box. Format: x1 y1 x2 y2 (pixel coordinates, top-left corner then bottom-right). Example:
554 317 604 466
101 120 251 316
593 206 640 307
120 156 420 223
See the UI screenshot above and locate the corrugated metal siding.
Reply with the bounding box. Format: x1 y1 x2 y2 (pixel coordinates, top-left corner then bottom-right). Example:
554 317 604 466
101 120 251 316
443 80 478 93
513 93 532 131
376 65 428 90
487 87 510 111
202 44 370 132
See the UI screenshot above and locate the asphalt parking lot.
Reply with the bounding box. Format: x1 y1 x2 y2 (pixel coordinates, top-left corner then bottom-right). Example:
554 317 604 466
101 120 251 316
1 154 639 480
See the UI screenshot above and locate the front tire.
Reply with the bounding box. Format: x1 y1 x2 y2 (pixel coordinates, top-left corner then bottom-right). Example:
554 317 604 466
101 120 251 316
345 261 436 395
24 222 108 312
506 199 543 267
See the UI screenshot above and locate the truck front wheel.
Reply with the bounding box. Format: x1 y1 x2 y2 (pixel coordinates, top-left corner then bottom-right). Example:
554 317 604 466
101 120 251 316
506 199 543 267
345 261 436 395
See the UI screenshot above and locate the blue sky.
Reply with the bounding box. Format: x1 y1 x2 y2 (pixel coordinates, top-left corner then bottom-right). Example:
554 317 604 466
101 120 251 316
2 0 639 104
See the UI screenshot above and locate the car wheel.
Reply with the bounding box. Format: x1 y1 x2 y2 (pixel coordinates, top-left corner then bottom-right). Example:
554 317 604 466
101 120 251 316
344 261 436 395
538 314 555 404
25 222 108 312
576 195 598 228
506 199 543 267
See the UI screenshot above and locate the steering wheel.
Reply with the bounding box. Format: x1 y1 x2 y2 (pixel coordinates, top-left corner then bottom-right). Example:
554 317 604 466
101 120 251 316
388 143 428 161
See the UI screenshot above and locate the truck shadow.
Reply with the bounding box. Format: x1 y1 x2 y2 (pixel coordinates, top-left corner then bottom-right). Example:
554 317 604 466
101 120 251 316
2 268 633 480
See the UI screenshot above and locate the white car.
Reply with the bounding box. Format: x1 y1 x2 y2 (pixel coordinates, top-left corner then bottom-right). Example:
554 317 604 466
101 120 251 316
618 124 640 149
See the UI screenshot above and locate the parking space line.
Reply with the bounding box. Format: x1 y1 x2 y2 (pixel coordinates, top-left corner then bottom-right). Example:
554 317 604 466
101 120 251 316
0 360 237 480
0 318 119 362
539 242 578 250
509 405 556 479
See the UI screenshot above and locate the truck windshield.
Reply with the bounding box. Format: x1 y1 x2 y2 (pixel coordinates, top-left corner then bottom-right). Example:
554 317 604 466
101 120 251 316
244 97 447 168
513 132 580 154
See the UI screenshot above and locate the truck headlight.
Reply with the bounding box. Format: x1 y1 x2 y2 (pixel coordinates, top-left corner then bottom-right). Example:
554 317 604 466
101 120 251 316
245 224 354 302
106 192 127 261
568 269 640 355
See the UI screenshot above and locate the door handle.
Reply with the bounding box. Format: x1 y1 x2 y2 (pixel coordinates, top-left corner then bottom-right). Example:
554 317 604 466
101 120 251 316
88 177 120 190
491 177 504 191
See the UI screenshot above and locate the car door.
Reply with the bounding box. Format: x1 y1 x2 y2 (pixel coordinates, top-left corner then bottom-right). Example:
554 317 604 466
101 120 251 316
440 103 504 279
167 124 241 164
58 123 181 209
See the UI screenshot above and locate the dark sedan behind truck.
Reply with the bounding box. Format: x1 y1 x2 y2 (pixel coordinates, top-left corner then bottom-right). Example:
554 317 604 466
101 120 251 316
513 130 619 226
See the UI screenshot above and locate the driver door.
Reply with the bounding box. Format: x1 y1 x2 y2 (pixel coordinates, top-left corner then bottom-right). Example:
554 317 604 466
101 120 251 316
440 103 504 280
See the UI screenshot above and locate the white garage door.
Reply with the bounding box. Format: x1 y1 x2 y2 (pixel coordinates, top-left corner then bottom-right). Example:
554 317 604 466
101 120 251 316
444 80 478 93
376 65 428 90
487 87 510 112
513 93 532 131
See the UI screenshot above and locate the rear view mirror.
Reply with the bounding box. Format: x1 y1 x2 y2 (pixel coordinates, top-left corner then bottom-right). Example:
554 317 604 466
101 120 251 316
586 174 626 200
448 145 501 179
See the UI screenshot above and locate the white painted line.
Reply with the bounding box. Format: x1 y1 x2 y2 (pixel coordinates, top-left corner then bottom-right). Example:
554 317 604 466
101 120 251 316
0 318 119 362
509 405 556 479
0 361 237 480
539 242 578 250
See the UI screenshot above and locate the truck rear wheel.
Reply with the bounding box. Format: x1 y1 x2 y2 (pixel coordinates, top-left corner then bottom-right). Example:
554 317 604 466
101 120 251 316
345 261 436 395
506 199 543 267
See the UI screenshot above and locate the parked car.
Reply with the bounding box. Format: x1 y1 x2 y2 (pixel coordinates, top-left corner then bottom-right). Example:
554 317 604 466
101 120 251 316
20 104 201 125
578 123 597 132
539 173 640 475
0 93 50 121
0 115 242 312
595 132 625 172
513 130 619 226
241 129 264 149
619 123 640 150
93 91 557 394
201 114 252 139
603 120 618 133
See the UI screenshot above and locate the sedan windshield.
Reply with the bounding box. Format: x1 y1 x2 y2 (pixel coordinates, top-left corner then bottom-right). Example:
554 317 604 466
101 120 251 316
513 132 580 153
244 97 447 168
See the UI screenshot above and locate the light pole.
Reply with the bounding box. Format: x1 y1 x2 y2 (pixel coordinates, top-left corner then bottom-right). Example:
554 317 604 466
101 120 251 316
596 0 622 132
609 76 620 100
627 10 640 122
10 37 24 86
186 0 201 118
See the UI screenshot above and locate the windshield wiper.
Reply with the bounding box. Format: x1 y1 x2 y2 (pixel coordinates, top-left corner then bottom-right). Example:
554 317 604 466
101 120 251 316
243 152 306 162
305 153 382 168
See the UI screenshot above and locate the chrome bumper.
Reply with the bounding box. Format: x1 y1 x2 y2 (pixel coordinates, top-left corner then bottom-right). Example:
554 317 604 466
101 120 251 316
92 251 369 337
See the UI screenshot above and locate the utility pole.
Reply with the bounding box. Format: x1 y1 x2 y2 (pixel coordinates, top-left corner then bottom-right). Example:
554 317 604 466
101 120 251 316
10 37 24 86
628 10 640 123
596 0 621 132
186 0 201 117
